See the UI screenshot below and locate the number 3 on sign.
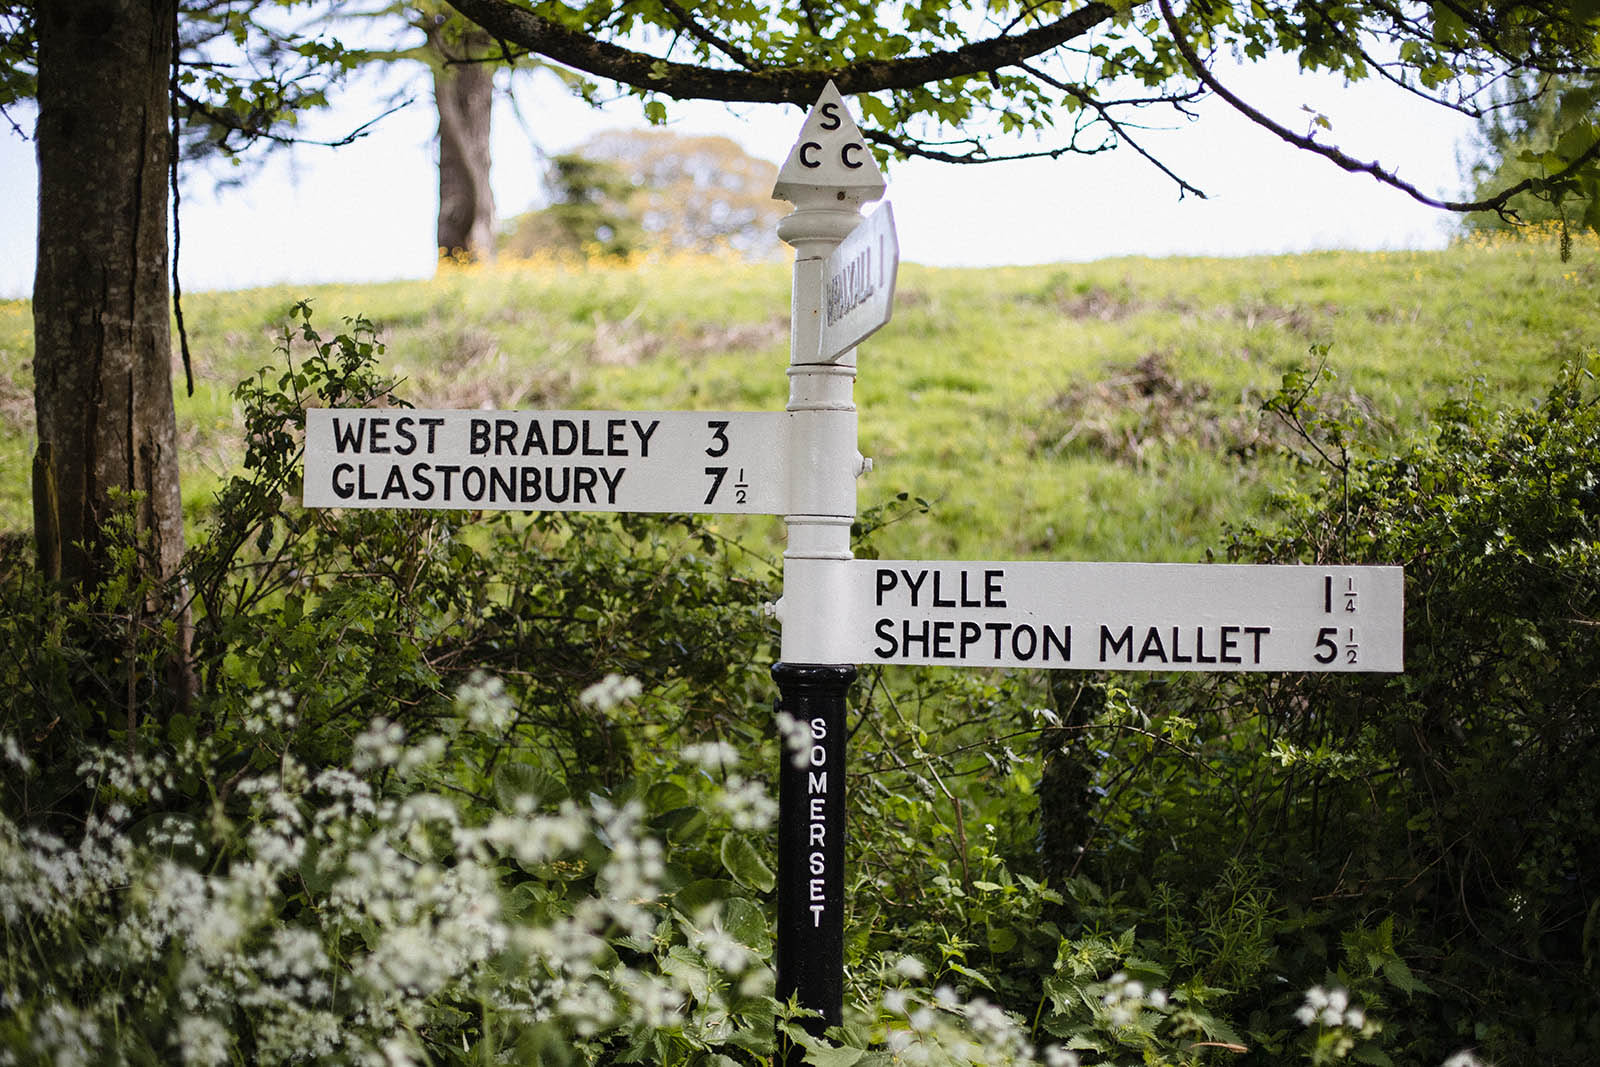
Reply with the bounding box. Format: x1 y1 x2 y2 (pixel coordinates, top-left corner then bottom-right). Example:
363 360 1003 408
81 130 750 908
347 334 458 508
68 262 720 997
705 420 730 458
704 420 730 505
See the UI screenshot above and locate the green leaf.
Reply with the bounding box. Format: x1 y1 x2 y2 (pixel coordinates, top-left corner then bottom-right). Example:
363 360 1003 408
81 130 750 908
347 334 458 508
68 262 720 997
722 895 772 952
1381 954 1433 995
646 780 690 813
662 945 712 1000
166 712 195 748
720 832 775 892
675 878 740 915
802 1043 865 1067
493 761 566 809
651 804 708 843
943 962 994 989
858 94 894 128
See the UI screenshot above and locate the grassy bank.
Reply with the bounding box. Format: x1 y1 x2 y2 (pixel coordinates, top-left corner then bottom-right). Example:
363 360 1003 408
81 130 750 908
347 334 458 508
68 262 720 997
1 229 1595 563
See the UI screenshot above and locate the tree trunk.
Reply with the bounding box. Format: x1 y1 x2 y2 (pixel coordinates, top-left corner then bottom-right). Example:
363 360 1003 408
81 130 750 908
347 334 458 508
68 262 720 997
432 35 496 263
33 0 184 589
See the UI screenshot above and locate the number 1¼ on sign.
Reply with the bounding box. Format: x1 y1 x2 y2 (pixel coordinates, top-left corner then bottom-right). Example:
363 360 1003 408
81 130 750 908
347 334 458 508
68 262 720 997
1317 574 1362 665
1323 574 1359 614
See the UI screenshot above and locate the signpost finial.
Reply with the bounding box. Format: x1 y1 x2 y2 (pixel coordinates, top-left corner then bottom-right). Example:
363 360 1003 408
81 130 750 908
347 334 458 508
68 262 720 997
773 80 886 207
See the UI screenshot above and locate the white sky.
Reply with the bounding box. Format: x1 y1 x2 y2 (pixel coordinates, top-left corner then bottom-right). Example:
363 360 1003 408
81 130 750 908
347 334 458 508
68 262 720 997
0 55 1478 300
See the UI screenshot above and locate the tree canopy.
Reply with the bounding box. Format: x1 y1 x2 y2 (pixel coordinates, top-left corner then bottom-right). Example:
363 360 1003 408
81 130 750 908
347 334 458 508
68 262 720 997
1462 74 1600 236
445 0 1600 221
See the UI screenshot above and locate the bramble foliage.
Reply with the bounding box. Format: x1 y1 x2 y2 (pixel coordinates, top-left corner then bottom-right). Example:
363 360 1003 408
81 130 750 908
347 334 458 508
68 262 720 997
1054 355 1600 1066
1 306 786 1064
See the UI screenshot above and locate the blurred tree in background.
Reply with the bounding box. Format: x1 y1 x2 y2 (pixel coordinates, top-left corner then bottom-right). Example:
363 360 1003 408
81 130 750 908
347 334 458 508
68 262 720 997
500 129 782 260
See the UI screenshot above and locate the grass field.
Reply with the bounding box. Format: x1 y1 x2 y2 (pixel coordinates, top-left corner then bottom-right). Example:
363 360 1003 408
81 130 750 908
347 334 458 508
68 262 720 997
1 227 1595 565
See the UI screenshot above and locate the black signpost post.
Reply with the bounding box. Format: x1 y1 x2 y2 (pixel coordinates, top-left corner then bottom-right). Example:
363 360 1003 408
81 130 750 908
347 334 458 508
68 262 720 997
771 662 854 1055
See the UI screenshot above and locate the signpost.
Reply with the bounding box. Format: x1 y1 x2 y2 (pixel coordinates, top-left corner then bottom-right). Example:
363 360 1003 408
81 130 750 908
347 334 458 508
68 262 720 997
302 79 1405 1067
767 83 884 1055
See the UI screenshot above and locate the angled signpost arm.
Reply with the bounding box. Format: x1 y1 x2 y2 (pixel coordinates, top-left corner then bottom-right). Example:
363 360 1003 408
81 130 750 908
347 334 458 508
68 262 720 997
822 203 899 363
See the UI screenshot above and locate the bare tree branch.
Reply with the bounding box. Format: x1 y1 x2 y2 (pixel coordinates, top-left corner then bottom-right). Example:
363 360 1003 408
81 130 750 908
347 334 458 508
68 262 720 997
1021 61 1209 199
657 0 763 72
861 125 1116 164
1345 39 1491 119
176 88 414 150
1156 0 1600 217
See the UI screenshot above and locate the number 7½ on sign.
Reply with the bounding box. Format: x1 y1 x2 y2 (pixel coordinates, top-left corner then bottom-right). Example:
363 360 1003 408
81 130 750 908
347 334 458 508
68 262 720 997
303 409 791 515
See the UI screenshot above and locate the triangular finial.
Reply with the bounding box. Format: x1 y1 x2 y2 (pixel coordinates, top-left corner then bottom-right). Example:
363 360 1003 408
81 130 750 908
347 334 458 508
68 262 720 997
773 80 886 206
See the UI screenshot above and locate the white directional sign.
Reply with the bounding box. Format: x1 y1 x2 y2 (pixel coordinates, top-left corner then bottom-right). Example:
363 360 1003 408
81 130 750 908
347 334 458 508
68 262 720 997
821 203 899 361
843 560 1404 672
304 409 787 514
